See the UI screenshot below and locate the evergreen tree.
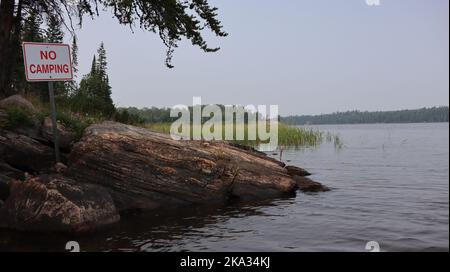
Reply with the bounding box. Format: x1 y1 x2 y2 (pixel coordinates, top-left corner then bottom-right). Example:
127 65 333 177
90 55 97 75
45 15 64 43
71 36 79 76
13 7 46 96
66 36 79 95
22 8 44 43
95 43 114 116
44 14 67 98
72 44 115 117
97 42 107 80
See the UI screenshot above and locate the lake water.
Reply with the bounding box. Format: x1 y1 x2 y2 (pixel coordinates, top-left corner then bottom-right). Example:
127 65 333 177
1 123 448 252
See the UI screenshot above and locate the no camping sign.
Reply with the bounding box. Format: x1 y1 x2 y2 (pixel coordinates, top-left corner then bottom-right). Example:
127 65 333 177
22 42 74 163
22 42 73 82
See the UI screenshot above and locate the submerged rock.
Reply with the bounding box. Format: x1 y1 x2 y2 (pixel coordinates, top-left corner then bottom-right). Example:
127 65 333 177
67 122 299 211
0 175 120 233
293 176 330 192
285 165 312 177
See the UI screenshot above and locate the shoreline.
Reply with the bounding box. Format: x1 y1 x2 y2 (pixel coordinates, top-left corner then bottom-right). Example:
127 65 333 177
0 95 329 234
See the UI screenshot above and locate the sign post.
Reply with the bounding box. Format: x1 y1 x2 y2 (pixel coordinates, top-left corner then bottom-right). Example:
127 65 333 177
47 81 60 163
22 42 73 163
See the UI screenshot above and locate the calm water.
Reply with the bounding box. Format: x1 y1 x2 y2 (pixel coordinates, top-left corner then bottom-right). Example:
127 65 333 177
1 123 448 252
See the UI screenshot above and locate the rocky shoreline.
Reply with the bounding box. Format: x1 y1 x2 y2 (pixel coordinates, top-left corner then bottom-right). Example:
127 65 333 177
0 95 329 233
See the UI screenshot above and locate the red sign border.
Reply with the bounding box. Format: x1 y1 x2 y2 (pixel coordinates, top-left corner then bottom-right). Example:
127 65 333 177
22 42 74 82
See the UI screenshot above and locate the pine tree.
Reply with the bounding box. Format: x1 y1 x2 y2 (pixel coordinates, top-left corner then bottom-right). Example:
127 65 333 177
95 43 114 116
71 36 79 76
14 7 46 97
43 14 67 99
66 35 79 95
73 44 115 117
96 42 107 80
90 55 97 75
22 8 44 43
45 14 64 43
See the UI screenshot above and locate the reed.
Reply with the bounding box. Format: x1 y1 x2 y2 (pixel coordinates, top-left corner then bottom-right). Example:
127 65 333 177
144 122 343 149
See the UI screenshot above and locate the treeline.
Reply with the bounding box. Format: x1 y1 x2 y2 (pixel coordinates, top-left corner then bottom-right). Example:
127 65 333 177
119 107 173 124
118 105 264 124
281 107 449 125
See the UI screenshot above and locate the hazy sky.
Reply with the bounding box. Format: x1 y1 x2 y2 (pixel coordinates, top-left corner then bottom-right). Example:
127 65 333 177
72 0 449 116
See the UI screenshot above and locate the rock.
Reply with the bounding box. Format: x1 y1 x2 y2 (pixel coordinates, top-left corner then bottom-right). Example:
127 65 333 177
0 96 74 151
0 162 25 201
0 130 55 173
0 100 42 140
293 176 330 192
54 162 67 174
0 96 75 149
229 142 266 155
0 110 7 128
0 95 37 113
0 175 120 233
0 161 25 180
285 165 311 177
0 177 10 201
40 117 76 151
67 122 298 211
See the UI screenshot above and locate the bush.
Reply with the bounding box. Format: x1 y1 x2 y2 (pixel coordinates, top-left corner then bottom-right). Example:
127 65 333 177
4 107 35 129
114 109 144 125
56 111 97 140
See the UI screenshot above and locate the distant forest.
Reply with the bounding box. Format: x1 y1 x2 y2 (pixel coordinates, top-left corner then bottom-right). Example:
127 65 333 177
118 105 261 124
281 107 449 125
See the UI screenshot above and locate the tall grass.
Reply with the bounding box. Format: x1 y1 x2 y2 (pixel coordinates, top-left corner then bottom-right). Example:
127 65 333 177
16 95 343 148
144 122 343 149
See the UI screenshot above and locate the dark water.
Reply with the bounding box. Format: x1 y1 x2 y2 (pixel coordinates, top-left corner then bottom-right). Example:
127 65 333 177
1 123 448 252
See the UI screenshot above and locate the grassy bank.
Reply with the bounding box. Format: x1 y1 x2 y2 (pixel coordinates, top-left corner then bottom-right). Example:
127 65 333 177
144 122 343 149
2 95 342 149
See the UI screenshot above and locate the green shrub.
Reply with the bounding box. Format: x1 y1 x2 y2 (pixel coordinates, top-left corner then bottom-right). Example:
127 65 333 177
4 107 35 129
114 109 145 125
56 111 96 140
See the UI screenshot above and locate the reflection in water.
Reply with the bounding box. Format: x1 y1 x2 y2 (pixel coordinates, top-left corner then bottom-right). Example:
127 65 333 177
0 198 296 252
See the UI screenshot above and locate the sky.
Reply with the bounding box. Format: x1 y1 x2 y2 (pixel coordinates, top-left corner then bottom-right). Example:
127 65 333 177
70 0 449 116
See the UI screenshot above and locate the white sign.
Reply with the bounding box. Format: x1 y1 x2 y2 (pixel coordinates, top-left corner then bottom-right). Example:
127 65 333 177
22 42 73 82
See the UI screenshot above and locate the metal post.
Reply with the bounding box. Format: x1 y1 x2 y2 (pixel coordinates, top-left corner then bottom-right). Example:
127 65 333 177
48 82 60 163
